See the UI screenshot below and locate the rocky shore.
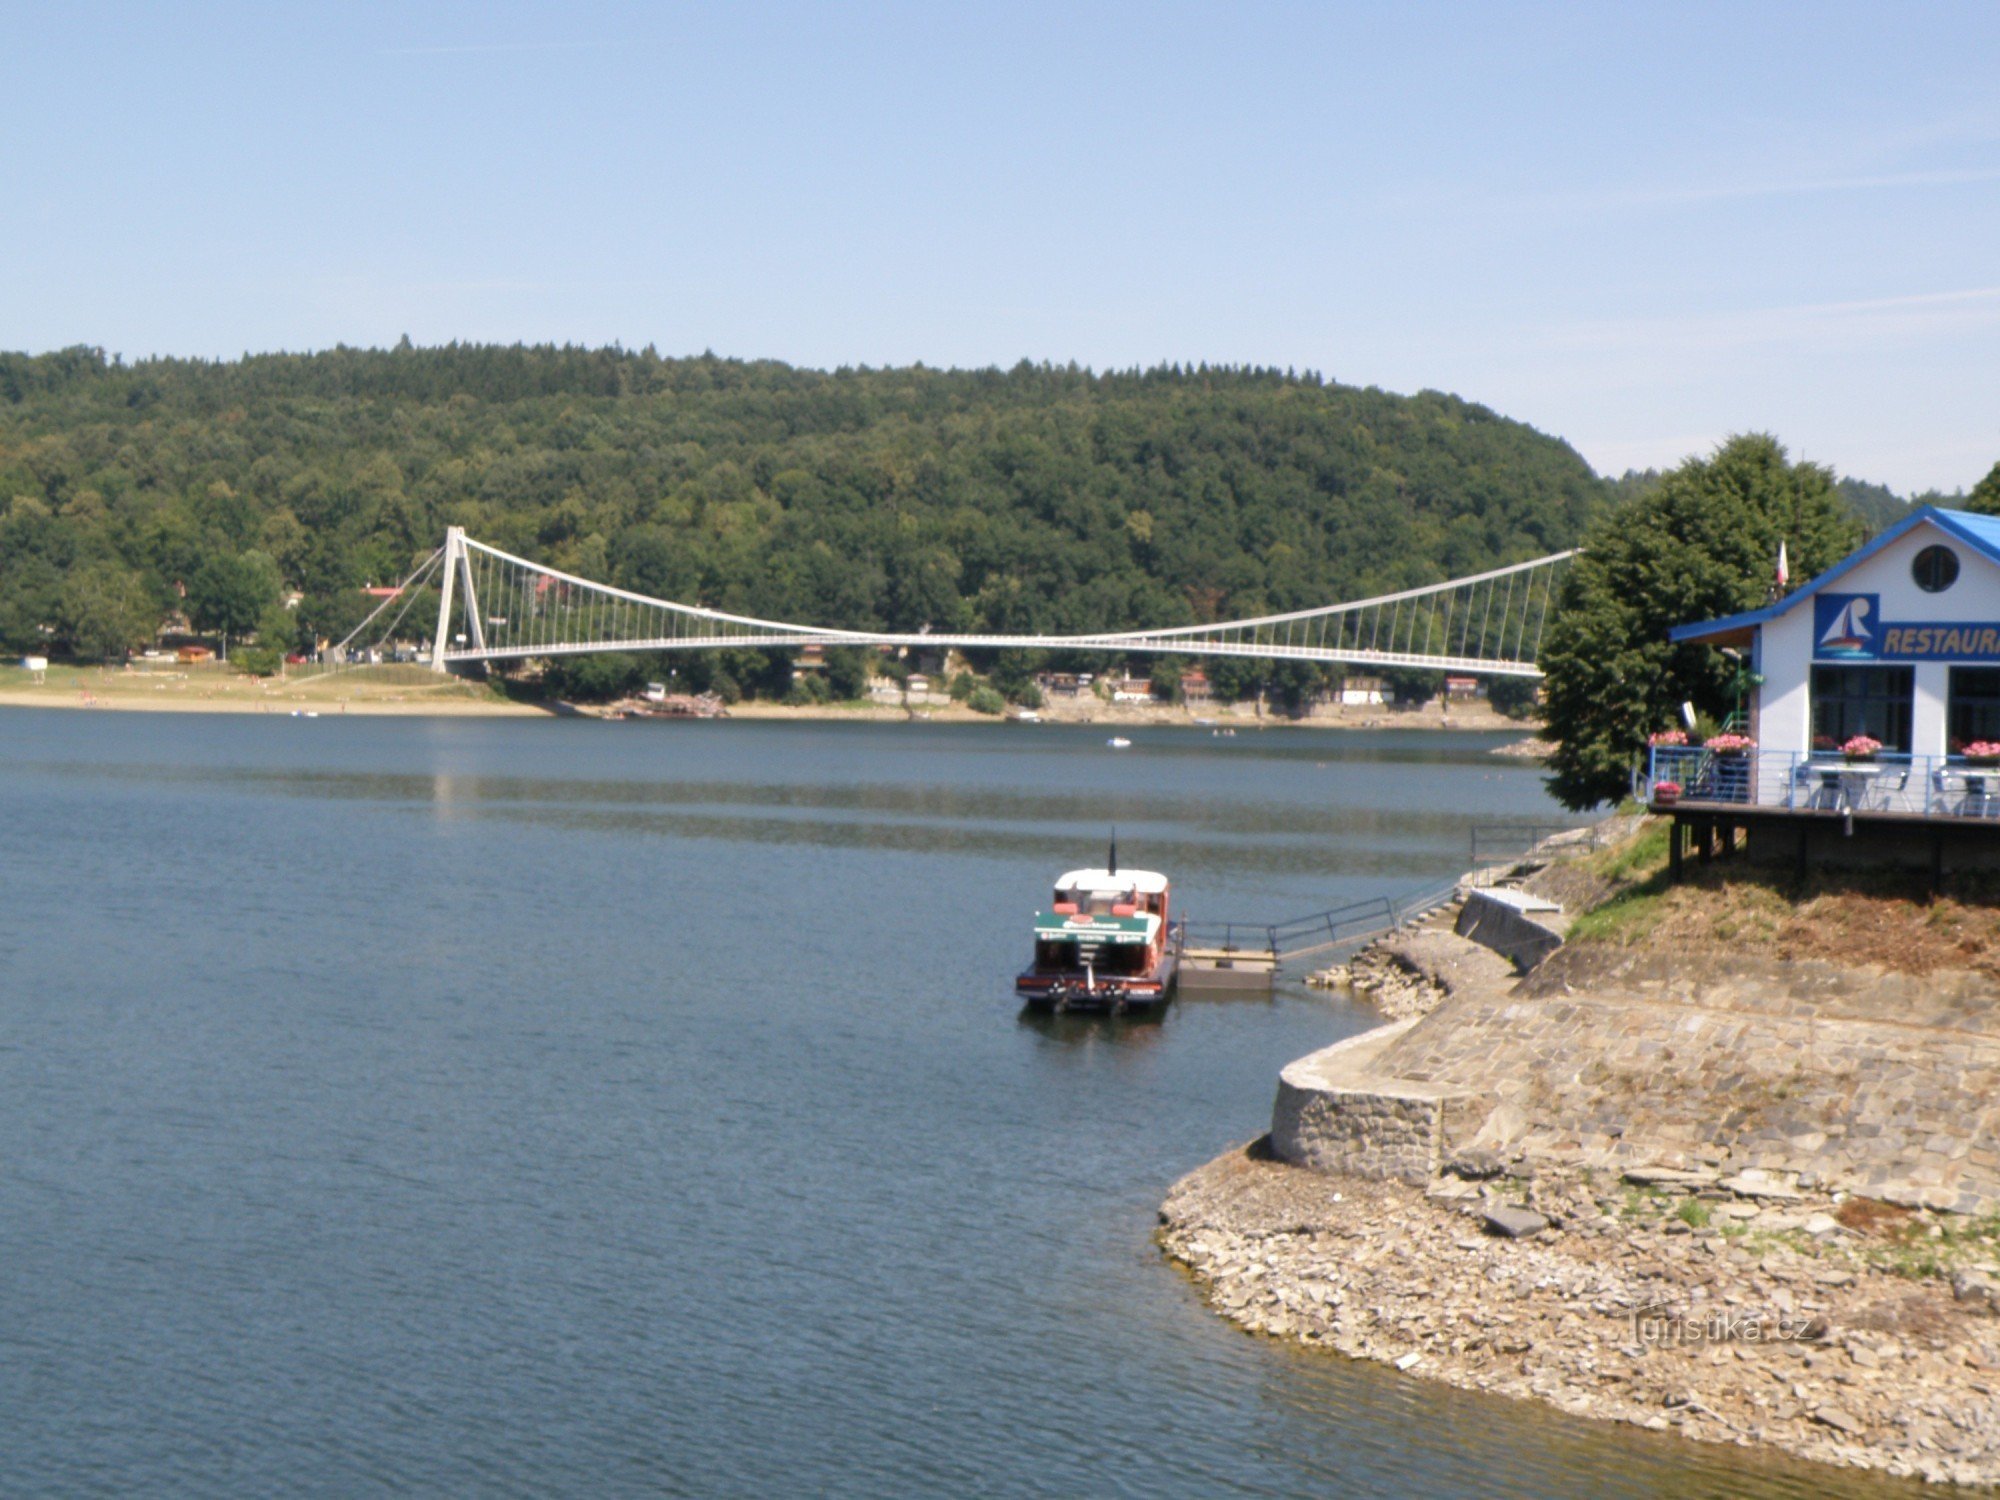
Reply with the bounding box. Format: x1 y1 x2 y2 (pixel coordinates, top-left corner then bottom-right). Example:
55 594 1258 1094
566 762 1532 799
1162 1142 2000 1486
1312 927 1517 1020
1172 815 2000 1485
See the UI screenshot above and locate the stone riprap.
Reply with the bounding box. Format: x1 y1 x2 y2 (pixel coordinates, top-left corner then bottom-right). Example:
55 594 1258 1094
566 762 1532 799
1161 1143 2000 1487
1270 1020 1455 1184
1313 926 1517 1020
1363 946 2000 1216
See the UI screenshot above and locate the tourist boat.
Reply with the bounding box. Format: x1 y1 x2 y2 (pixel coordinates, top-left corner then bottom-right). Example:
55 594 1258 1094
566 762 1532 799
1015 854 1181 1014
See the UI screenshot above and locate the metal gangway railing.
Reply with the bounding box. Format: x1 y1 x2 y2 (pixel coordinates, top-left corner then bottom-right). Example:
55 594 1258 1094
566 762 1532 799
1181 881 1462 967
1466 821 1621 886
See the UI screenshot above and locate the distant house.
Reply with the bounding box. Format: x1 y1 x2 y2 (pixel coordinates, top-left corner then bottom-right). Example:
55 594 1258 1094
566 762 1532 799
1035 672 1085 697
1444 676 1485 700
1181 666 1212 702
1338 676 1387 706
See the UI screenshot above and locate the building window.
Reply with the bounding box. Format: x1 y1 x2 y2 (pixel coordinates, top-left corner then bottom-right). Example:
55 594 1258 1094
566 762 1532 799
1949 667 2000 749
1810 665 1913 753
1913 544 1960 593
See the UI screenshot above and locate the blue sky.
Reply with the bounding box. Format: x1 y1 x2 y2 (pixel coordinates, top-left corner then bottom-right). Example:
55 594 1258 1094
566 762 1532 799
4 1 1996 492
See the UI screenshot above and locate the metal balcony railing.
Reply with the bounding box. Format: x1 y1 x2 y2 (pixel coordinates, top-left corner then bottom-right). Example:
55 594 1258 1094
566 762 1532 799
1646 745 2000 821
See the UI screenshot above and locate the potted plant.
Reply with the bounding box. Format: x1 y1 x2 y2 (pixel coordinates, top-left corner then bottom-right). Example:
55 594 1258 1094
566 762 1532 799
1649 729 1689 747
1962 740 2000 767
1840 734 1883 763
1704 732 1754 755
1653 779 1682 806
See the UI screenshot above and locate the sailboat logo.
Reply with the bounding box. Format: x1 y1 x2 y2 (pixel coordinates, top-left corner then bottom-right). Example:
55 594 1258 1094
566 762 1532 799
1814 593 1878 657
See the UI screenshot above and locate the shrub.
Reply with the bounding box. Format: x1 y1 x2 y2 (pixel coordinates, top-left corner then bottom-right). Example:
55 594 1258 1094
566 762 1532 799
966 685 1006 715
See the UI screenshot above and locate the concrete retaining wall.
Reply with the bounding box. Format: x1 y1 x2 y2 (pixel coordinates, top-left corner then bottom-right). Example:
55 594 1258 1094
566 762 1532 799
1269 1020 1477 1184
1454 887 1565 971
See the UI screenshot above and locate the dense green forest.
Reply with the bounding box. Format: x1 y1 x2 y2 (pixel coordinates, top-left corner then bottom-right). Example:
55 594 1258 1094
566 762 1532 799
0 343 1610 696
1 342 1972 706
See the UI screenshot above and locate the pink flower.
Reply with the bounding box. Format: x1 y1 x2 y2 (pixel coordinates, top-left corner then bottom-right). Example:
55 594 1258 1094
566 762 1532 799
1648 729 1689 746
1704 732 1755 753
1840 735 1883 759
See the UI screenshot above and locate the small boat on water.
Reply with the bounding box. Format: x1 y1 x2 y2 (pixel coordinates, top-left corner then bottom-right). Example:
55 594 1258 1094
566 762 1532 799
1106 736 1132 749
1015 852 1181 1014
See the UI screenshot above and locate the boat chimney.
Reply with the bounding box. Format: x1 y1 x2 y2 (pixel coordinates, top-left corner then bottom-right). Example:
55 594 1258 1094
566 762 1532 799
1108 827 1118 875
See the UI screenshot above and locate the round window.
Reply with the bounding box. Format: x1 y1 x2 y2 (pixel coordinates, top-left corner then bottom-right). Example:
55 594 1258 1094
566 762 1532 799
1913 544 1960 593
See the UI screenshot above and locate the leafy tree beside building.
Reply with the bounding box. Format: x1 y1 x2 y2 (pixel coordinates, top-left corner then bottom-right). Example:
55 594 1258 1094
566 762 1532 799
1538 435 1860 810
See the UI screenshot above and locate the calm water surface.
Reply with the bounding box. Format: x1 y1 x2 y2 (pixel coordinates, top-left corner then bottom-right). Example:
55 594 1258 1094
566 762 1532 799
0 713 1917 1497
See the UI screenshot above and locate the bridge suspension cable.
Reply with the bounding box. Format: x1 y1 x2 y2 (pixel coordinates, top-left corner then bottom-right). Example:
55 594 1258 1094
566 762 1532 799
406 528 1574 677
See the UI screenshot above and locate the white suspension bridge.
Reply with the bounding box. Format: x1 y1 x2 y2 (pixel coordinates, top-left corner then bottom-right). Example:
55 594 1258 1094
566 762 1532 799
337 526 1576 677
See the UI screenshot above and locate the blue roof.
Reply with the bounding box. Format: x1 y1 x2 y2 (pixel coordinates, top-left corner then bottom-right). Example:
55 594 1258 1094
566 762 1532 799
1669 506 2000 644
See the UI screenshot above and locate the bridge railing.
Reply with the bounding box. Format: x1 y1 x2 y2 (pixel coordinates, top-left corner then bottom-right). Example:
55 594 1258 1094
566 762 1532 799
404 528 1576 678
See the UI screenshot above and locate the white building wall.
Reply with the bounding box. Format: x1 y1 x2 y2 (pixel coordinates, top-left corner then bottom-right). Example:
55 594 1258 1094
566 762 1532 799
1746 521 2000 804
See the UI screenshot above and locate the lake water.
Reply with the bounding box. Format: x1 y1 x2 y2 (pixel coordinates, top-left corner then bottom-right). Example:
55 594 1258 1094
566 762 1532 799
0 712 1915 1497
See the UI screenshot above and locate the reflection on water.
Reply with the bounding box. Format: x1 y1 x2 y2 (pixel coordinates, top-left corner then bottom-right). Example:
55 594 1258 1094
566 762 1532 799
0 713 1917 1497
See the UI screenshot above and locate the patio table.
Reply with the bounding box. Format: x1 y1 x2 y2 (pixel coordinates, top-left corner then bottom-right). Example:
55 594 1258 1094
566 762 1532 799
1810 761 1882 811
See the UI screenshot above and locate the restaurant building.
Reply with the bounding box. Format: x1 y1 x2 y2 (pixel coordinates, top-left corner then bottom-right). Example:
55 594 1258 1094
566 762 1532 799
1651 505 2000 877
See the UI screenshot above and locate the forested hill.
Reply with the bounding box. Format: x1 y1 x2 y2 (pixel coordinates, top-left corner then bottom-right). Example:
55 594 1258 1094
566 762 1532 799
0 344 1606 655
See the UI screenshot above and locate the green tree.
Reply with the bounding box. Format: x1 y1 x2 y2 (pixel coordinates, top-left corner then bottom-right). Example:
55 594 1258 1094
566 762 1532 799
1539 435 1858 809
0 558 63 653
1380 667 1443 704
823 647 871 701
1966 460 2000 515
254 601 297 655
187 551 282 655
545 651 642 700
1148 656 1184 703
966 685 1005 715
1487 675 1540 718
56 562 156 660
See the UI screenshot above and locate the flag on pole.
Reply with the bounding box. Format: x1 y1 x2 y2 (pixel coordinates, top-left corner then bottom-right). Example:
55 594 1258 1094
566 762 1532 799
1776 539 1789 588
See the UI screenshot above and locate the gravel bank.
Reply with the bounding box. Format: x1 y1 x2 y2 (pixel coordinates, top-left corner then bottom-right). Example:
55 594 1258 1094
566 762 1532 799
1161 1143 2000 1487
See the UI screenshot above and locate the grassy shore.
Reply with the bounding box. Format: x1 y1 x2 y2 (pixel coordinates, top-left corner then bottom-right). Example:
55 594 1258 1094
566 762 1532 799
0 662 543 716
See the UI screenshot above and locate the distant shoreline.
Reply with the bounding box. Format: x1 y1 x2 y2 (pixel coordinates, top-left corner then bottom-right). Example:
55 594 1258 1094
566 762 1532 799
0 666 1545 735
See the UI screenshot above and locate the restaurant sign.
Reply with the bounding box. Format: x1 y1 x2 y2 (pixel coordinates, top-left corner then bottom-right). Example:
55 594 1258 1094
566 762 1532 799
1814 593 2000 662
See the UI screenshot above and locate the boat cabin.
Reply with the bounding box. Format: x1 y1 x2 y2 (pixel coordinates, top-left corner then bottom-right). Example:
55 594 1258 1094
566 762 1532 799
1031 868 1171 980
1048 867 1169 918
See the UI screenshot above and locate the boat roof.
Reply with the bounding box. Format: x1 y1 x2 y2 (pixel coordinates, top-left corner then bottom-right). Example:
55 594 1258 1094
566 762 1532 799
1055 868 1169 895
